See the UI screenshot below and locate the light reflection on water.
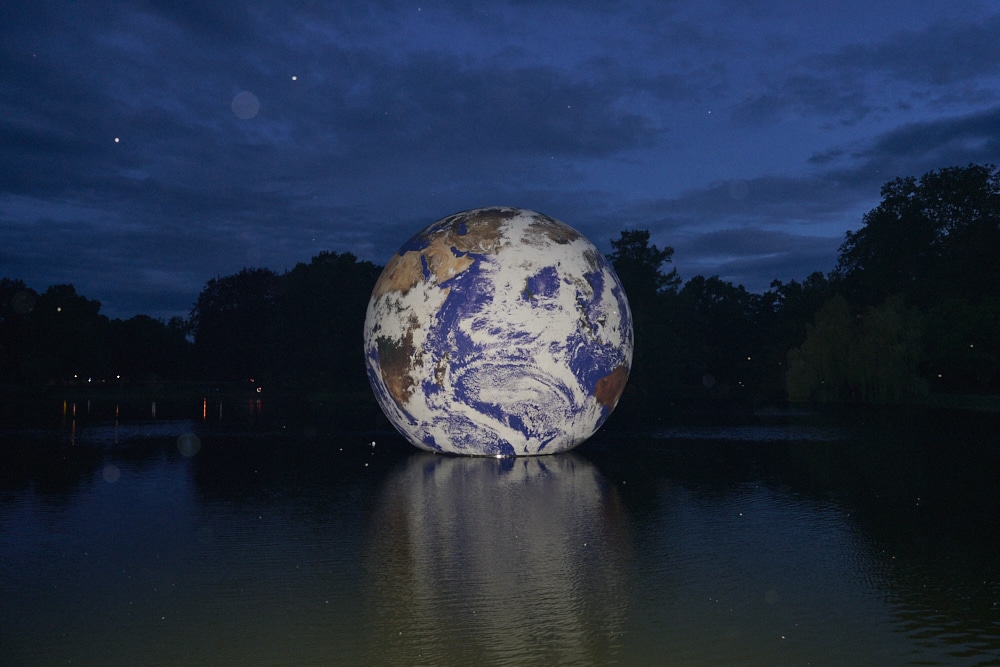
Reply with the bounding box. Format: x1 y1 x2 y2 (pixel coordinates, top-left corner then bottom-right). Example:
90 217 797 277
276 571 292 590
1 404 998 665
363 454 631 666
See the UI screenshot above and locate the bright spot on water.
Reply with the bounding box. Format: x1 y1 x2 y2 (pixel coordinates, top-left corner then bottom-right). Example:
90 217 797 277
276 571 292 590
291 75 297 81
231 91 260 119
177 433 201 457
114 137 119 143
102 464 121 483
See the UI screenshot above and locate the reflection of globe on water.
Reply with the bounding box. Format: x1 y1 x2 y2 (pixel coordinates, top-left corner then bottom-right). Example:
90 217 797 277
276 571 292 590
363 207 633 456
363 453 631 661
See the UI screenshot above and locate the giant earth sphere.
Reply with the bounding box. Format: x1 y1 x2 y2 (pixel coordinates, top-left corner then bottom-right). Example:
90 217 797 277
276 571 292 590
363 207 633 456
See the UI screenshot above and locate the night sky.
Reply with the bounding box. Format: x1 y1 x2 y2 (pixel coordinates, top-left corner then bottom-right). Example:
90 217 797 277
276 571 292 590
4 1 1000 320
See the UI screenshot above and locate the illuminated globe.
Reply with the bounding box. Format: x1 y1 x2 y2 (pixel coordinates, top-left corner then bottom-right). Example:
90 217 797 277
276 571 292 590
363 207 633 456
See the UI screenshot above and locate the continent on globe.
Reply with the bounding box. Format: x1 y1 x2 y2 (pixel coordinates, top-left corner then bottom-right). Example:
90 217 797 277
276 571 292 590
363 207 633 456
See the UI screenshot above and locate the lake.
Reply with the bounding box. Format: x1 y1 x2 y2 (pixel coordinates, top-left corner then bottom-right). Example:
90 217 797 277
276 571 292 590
1 398 999 666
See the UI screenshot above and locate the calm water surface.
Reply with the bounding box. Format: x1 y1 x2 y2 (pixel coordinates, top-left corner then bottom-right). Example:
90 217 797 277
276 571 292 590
1 399 998 666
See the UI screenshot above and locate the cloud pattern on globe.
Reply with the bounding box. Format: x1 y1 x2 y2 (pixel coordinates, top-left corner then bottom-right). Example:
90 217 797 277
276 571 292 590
364 207 633 456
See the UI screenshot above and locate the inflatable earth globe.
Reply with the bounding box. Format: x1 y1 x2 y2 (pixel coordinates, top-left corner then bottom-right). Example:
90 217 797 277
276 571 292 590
363 207 633 456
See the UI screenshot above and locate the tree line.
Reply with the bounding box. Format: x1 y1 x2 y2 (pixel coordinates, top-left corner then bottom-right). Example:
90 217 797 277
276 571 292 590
613 163 1000 406
0 250 381 395
2 164 998 404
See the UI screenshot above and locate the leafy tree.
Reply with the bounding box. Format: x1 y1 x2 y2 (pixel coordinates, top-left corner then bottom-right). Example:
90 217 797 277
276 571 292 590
270 251 381 392
188 268 279 382
607 230 682 399
787 295 925 403
922 296 1000 393
186 254 382 392
786 295 856 402
847 295 925 403
761 273 837 348
831 164 1000 396
0 278 35 319
108 315 193 382
755 272 836 399
16 284 110 384
674 275 759 396
607 230 680 304
0 279 36 384
836 164 1000 307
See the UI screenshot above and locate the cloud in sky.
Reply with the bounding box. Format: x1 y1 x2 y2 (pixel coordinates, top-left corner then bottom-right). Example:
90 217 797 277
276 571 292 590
2 0 1000 318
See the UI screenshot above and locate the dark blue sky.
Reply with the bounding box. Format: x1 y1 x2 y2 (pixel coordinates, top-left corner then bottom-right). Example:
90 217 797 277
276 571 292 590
3 0 1000 319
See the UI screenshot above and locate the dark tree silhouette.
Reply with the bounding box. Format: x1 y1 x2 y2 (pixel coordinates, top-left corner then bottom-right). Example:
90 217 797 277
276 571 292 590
108 315 193 382
674 275 758 395
753 272 837 397
606 230 682 402
2 278 197 389
0 278 37 385
20 284 110 384
607 230 680 301
185 253 382 392
762 273 837 345
922 296 1000 393
837 164 1000 307
5 164 998 404
270 251 381 393
787 295 925 403
189 268 279 382
795 164 1000 398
